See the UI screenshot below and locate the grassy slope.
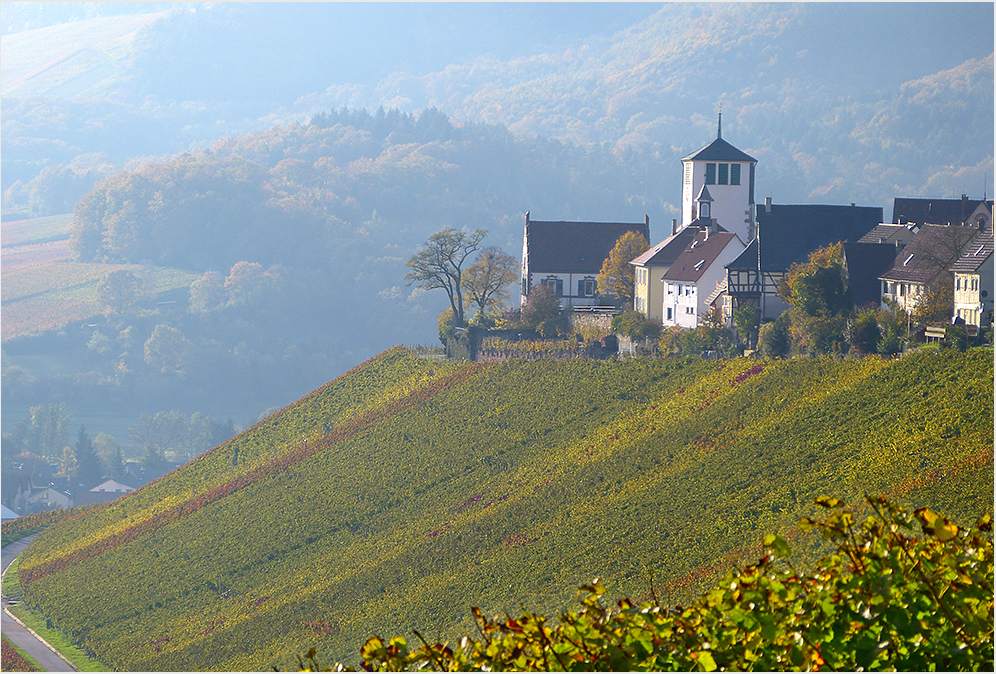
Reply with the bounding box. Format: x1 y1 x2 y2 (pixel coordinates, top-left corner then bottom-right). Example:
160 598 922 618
17 348 994 671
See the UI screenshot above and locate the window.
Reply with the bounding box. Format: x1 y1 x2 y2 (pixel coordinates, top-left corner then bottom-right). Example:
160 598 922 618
730 163 741 185
957 277 961 291
667 307 672 320
683 163 692 187
718 163 728 185
705 163 716 185
543 277 563 296
578 278 596 297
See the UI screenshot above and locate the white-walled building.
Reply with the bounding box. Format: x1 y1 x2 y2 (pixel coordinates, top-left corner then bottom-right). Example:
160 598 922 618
681 112 757 243
950 228 993 328
879 223 978 315
661 221 745 328
520 212 650 308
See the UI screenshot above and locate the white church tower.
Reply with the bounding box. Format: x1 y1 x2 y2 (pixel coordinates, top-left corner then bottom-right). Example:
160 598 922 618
680 111 757 242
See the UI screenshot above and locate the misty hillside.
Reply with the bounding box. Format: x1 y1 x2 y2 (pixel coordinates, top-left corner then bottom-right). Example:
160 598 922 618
2 3 992 209
17 348 994 670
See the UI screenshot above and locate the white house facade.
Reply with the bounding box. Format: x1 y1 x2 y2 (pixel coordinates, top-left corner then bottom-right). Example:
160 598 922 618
661 223 745 328
520 212 650 309
951 228 993 328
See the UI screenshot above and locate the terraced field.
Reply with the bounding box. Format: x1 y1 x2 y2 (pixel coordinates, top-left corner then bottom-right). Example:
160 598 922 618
17 347 993 671
1 214 197 340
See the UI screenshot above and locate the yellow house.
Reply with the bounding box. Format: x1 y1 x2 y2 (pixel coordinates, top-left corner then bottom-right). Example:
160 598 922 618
631 220 702 321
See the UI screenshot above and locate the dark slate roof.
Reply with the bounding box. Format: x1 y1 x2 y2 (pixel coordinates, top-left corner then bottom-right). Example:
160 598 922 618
630 223 711 267
525 218 650 275
949 230 994 274
880 224 978 284
662 229 740 283
682 137 757 163
857 223 917 244
726 203 884 272
892 197 994 226
842 242 898 308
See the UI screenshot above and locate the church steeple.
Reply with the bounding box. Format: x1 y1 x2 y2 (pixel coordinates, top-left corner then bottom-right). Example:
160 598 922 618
717 104 722 140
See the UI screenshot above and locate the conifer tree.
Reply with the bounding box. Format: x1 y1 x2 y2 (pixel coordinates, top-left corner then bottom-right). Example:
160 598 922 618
74 425 104 489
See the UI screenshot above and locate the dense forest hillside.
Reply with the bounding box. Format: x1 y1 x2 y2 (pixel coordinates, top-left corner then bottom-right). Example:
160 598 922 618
17 348 993 671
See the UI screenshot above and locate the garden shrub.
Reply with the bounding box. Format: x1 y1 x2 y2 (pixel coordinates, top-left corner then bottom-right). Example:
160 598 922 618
758 313 790 359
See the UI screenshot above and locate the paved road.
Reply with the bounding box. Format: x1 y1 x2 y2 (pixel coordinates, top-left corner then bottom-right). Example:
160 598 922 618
2 534 77 672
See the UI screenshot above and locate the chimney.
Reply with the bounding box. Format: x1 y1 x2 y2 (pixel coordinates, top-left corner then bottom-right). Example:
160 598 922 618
962 194 968 224
764 196 772 213
671 218 678 235
645 214 650 227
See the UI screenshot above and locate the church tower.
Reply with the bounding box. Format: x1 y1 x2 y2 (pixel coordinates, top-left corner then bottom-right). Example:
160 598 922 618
680 111 757 242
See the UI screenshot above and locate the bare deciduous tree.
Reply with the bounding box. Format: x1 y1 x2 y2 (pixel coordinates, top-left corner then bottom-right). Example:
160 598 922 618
405 228 487 325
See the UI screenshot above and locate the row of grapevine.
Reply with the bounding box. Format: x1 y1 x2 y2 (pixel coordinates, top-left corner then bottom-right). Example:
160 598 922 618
16 348 994 670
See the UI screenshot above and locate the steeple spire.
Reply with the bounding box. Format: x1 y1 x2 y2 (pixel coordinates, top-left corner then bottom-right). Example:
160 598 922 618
717 103 722 140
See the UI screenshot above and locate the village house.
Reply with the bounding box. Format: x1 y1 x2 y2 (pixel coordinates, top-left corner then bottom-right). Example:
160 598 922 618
519 211 650 308
879 223 979 316
631 218 701 320
950 227 993 329
25 485 74 512
76 479 136 506
725 200 884 320
661 219 745 328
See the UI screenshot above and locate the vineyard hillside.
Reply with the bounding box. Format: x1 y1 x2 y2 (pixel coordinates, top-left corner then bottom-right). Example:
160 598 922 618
17 348 994 671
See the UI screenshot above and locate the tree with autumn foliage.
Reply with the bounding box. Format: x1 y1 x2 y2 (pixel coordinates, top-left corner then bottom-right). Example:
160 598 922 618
777 243 852 355
462 246 519 318
597 231 649 307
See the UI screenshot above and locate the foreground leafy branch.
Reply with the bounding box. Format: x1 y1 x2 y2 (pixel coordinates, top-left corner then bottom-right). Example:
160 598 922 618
308 495 992 672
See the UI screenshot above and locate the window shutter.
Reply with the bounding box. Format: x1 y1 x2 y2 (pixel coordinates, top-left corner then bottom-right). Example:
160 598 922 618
718 163 728 185
705 163 716 185
730 163 741 185
556 279 564 296
578 280 584 296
